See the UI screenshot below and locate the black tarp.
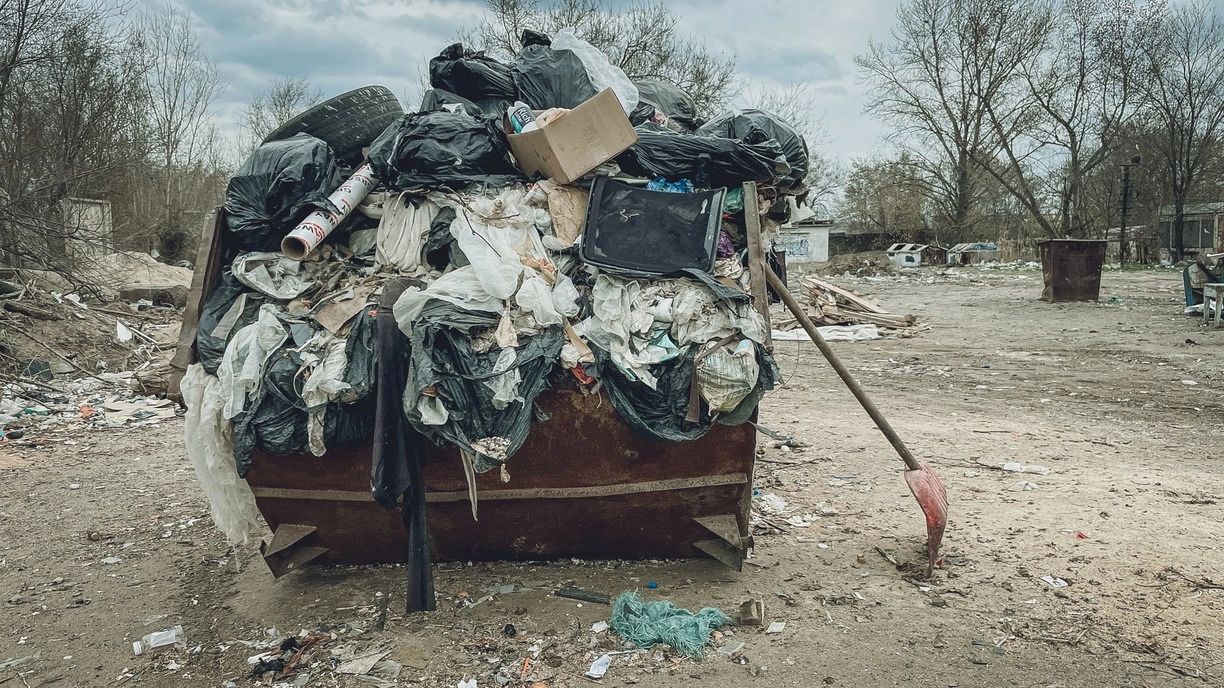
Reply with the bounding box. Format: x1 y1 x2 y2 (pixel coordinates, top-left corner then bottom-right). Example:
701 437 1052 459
231 311 379 476
223 134 341 252
195 269 261 375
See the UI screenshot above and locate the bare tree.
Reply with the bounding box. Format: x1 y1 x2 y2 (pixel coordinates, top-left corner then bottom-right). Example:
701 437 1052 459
472 0 736 116
840 154 932 240
0 0 149 274
857 0 1050 238
1138 0 1224 260
975 0 1159 238
141 2 223 242
240 76 321 154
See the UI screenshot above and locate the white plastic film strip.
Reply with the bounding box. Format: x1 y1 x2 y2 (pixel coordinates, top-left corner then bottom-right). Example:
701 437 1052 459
280 163 377 260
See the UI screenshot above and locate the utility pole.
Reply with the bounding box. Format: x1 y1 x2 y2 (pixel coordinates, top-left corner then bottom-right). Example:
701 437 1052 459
1119 155 1141 266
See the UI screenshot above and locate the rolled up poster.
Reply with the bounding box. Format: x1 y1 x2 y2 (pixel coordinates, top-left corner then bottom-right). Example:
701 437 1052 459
281 163 377 260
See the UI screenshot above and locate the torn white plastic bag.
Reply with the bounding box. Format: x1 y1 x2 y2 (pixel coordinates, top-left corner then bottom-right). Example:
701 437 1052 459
180 364 263 545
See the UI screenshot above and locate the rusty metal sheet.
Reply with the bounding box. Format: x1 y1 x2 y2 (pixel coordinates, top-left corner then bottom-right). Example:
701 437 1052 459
245 387 757 565
1039 239 1107 302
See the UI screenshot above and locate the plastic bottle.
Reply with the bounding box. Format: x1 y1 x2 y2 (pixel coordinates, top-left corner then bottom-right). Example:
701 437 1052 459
132 625 184 656
507 102 537 134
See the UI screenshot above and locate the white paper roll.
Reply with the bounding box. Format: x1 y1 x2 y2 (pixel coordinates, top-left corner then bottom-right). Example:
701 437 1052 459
281 163 377 260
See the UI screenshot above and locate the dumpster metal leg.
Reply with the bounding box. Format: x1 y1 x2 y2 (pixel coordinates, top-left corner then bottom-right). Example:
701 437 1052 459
260 524 329 578
692 514 753 571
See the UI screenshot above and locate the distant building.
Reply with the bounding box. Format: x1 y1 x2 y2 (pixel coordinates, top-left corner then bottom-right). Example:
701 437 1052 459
886 242 947 267
947 242 1000 265
776 217 831 265
1156 202 1223 258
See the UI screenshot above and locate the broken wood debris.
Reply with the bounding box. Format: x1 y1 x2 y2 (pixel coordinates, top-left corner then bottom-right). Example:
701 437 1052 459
781 276 918 331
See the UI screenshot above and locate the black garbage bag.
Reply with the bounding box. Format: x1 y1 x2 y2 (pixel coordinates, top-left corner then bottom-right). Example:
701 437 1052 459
594 340 780 443
195 268 263 375
423 206 457 270
419 88 485 117
232 348 306 474
224 133 341 252
697 109 809 191
615 123 789 188
633 78 703 131
404 302 564 473
231 314 379 476
512 42 597 110
428 43 517 117
368 110 524 190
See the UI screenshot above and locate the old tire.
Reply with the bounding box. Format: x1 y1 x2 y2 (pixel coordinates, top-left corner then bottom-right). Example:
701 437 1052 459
262 85 404 163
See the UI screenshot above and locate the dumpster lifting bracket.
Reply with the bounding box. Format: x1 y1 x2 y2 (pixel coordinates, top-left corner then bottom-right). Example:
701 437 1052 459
692 514 752 571
260 524 329 578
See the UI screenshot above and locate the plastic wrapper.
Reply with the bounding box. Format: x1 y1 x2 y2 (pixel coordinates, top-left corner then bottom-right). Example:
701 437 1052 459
368 110 523 189
231 252 317 300
697 109 809 191
696 339 760 412
615 123 789 188
224 134 341 252
428 43 517 117
632 78 702 131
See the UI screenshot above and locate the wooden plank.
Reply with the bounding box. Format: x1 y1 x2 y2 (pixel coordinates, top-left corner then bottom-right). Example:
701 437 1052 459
742 182 772 349
168 207 225 401
250 473 750 504
801 276 888 314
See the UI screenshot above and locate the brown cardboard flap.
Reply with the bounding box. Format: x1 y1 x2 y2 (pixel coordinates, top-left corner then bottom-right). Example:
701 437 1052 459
507 88 637 184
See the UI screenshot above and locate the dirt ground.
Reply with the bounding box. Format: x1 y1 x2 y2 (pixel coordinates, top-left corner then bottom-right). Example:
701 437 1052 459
2 264 1222 688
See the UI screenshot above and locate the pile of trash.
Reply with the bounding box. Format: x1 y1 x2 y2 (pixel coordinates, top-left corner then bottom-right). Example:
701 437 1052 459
187 28 812 543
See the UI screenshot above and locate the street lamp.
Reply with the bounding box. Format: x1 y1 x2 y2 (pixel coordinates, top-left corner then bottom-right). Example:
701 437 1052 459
1119 154 1141 267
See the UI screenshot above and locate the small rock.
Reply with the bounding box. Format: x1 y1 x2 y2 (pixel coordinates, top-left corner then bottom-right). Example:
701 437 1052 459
930 596 948 608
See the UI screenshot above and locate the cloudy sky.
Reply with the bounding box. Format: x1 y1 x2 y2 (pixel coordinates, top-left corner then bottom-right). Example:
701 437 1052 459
155 0 899 162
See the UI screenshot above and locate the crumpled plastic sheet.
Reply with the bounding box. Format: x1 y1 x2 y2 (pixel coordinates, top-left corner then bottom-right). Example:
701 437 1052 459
231 252 317 300
229 309 377 474
298 331 353 456
394 266 502 326
696 339 760 413
216 304 289 420
376 193 438 275
582 274 766 388
180 364 263 546
595 337 779 443
403 302 564 472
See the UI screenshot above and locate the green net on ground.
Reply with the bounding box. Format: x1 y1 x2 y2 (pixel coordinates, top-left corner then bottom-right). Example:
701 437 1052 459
610 591 730 658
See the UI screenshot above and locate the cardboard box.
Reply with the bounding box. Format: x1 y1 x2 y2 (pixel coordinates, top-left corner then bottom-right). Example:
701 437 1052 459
506 88 638 184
